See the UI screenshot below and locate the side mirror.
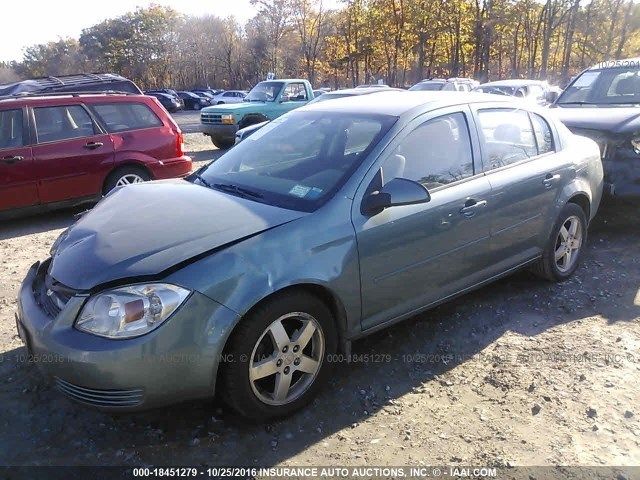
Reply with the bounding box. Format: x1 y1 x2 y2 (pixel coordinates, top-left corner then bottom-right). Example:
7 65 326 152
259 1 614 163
545 90 559 104
362 178 431 215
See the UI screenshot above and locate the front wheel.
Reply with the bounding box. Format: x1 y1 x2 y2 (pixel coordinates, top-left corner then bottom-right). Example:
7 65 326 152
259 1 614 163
210 137 234 150
531 203 587 281
220 292 337 420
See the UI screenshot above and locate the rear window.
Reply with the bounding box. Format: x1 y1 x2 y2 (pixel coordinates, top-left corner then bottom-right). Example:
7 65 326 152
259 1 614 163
92 103 163 133
0 109 23 149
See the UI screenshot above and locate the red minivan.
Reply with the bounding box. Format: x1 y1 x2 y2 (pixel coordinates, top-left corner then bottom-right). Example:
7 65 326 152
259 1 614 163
0 93 192 217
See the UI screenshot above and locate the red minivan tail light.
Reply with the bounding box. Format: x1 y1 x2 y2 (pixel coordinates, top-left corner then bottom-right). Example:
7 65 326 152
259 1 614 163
176 131 185 157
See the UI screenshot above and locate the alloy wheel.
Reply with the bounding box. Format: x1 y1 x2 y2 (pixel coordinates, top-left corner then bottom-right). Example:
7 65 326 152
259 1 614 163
554 215 583 273
115 174 145 187
249 312 325 406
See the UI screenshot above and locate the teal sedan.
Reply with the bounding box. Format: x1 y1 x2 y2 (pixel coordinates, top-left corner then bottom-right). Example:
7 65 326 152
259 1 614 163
16 92 603 419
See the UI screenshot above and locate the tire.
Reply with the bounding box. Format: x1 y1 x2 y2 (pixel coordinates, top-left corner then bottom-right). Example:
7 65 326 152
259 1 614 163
103 166 151 194
238 114 269 130
531 203 587 282
193 103 201 111
210 137 234 150
220 291 338 420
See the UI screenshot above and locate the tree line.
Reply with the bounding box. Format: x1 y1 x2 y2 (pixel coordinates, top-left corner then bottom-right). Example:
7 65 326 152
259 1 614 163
1 0 639 90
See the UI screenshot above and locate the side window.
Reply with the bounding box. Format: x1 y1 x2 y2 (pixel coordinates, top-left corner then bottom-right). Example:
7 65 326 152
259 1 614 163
92 103 163 133
382 112 474 189
34 105 95 143
283 83 308 101
477 108 537 170
531 113 554 154
0 109 23 149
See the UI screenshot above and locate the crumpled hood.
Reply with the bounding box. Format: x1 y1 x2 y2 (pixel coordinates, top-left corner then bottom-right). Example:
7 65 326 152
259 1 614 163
50 180 305 290
552 106 640 136
201 102 267 115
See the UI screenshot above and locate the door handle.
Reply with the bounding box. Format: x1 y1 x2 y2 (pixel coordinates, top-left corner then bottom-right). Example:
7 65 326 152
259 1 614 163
1 155 24 165
84 141 104 150
460 199 487 217
543 173 561 188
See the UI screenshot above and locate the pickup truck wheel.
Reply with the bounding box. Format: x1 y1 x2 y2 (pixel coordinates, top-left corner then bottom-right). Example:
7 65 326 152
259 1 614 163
531 203 587 282
210 137 234 150
103 166 150 194
219 291 337 420
238 114 269 130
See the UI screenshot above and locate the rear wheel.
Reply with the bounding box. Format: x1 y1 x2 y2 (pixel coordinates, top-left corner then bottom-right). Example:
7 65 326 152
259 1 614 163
531 203 587 281
220 292 337 420
193 103 202 111
103 166 150 194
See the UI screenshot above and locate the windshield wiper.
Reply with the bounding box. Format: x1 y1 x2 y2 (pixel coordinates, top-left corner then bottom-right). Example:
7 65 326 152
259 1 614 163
193 172 214 189
213 183 264 199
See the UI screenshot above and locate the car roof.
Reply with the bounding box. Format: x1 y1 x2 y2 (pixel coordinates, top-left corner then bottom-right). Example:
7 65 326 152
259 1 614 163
302 90 513 116
480 79 546 87
323 87 403 96
0 92 145 105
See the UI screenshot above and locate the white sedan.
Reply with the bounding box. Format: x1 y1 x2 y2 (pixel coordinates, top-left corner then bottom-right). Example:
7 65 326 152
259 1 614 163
211 90 247 105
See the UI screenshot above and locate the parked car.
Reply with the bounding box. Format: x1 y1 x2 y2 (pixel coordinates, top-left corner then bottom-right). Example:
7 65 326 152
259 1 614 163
473 80 554 105
145 89 184 110
177 91 209 110
550 57 640 199
200 79 314 149
145 92 182 112
16 91 602 419
0 92 192 218
234 87 406 144
211 90 247 105
0 73 143 97
409 78 479 92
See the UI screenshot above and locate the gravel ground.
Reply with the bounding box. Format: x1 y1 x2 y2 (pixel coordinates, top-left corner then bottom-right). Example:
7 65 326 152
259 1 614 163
0 140 638 467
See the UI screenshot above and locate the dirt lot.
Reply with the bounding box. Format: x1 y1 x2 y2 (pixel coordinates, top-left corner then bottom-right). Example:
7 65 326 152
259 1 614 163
0 135 638 468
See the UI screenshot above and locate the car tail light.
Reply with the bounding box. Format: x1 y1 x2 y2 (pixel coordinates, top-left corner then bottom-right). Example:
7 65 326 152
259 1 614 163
176 131 185 157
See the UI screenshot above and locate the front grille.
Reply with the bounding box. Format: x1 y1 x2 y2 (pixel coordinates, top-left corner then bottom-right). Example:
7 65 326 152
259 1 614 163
55 377 144 407
32 261 74 318
201 112 222 124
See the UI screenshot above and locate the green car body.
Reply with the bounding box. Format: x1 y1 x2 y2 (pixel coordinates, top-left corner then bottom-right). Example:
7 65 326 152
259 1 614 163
16 92 603 418
200 79 314 149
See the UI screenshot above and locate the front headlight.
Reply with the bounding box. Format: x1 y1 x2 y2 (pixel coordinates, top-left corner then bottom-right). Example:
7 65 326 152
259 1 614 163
75 284 190 339
221 114 235 125
631 138 640 154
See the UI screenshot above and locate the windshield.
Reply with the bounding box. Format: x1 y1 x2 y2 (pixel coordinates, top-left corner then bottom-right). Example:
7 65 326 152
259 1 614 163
409 82 445 91
558 66 640 105
197 111 396 212
244 81 284 102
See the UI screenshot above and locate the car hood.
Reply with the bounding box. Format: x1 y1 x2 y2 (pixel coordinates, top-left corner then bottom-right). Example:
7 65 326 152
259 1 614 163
552 106 640 136
49 180 305 291
201 102 267 115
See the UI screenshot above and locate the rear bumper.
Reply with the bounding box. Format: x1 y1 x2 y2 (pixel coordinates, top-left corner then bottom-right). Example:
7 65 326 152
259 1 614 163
148 155 192 180
16 261 239 411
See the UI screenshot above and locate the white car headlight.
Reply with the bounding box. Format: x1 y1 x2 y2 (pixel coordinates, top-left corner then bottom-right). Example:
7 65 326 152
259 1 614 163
75 284 190 339
221 114 235 125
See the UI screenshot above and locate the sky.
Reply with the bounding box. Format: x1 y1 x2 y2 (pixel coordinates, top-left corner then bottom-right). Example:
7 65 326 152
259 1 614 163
0 0 272 62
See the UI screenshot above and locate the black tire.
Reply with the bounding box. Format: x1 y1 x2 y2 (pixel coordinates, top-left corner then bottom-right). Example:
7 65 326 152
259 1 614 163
103 166 151 194
193 103 201 111
210 137 235 150
238 113 269 130
531 202 588 282
220 291 338 420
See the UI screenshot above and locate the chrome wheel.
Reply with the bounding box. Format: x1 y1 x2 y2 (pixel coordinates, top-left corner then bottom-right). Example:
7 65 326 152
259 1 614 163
115 174 145 187
249 312 325 406
554 215 583 273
